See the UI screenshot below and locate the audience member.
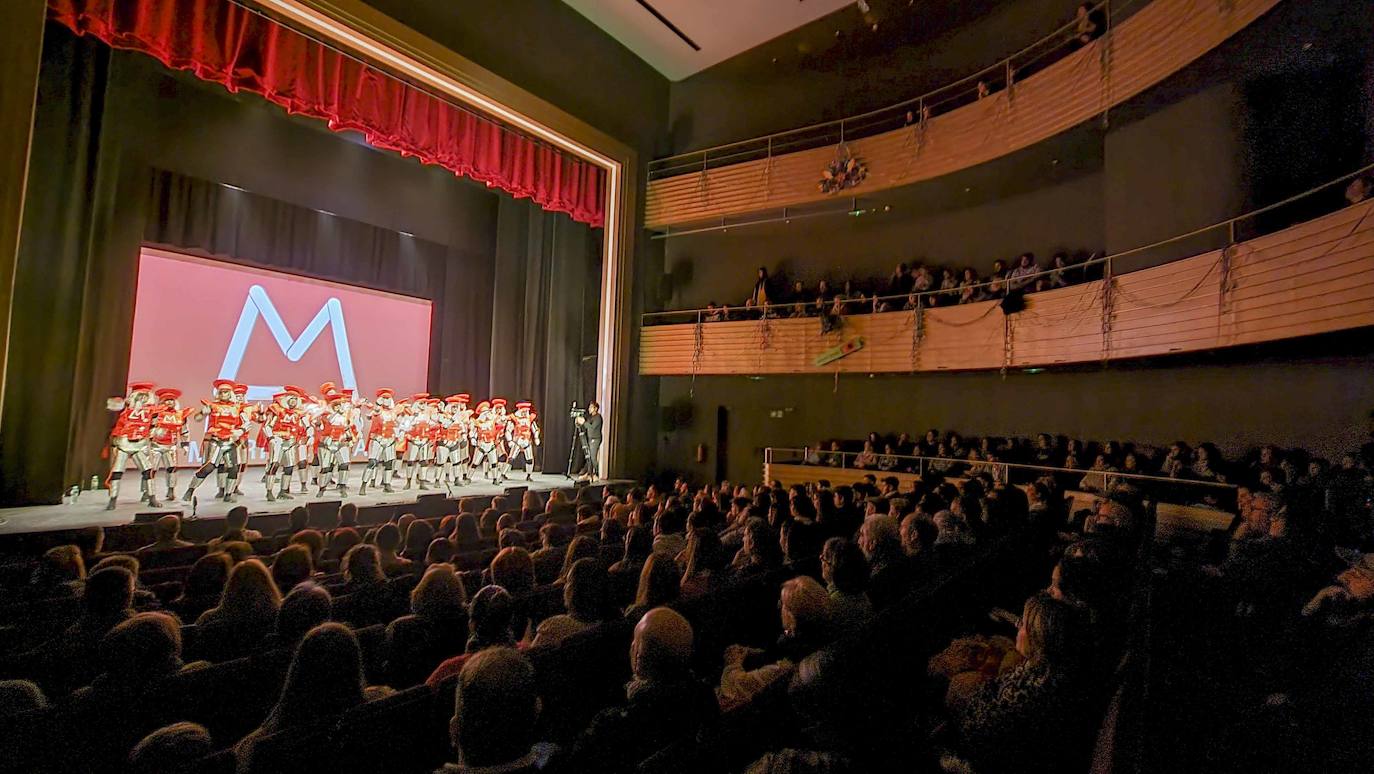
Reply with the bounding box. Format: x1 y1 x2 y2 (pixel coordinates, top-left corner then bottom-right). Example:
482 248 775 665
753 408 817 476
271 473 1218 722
440 647 554 773
533 558 607 647
138 515 192 552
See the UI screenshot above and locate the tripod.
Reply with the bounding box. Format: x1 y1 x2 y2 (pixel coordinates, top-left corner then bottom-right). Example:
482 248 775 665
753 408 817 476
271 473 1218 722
564 426 584 481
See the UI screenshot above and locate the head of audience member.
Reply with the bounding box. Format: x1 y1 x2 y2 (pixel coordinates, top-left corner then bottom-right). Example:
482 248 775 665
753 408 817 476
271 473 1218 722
91 611 184 692
0 679 47 718
337 502 359 529
403 520 436 559
1016 592 1090 670
536 522 561 551
741 517 783 567
454 513 481 548
779 576 833 650
216 559 282 623
621 525 654 567
600 517 626 546
289 528 325 562
1346 175 1371 205
899 514 938 557
630 607 694 685
129 722 213 774
499 529 526 550
858 515 903 567
1049 547 1106 612
780 520 820 566
413 563 469 627
634 552 682 612
222 507 252 539
34 544 86 592
521 490 544 514
682 529 726 580
490 547 535 595
468 585 517 652
821 537 869 595
374 523 404 558
150 515 186 547
327 527 361 561
426 538 456 566
558 536 600 582
933 510 974 545
271 544 315 592
84 566 136 624
263 623 366 731
397 513 417 536
449 647 541 770
203 540 247 562
496 514 517 536
183 552 232 601
480 509 502 538
275 582 332 649
563 558 608 624
286 506 309 535
343 544 385 587
436 514 456 540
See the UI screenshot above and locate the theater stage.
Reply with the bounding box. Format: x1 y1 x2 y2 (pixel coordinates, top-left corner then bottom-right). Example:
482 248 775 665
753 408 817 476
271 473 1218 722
0 473 601 536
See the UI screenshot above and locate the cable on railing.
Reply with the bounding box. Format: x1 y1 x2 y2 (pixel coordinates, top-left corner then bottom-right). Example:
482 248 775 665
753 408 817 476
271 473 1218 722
1100 254 1115 365
691 310 704 397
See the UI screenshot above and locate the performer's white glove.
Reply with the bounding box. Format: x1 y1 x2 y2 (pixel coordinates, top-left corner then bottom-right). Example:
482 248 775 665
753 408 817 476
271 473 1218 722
106 397 127 411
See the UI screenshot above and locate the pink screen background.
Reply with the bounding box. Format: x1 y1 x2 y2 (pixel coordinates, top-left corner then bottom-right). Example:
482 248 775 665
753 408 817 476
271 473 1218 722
128 248 432 464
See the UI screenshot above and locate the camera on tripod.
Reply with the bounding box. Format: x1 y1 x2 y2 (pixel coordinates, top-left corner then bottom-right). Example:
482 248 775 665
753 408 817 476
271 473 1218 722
568 401 587 420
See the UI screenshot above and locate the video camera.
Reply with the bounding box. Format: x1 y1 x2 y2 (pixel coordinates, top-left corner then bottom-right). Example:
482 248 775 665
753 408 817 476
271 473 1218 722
568 401 587 420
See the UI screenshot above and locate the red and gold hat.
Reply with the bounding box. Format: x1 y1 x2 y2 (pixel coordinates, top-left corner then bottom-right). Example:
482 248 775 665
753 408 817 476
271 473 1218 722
319 382 337 396
285 385 307 397
376 388 395 399
454 393 471 403
475 400 491 412
155 387 181 401
212 379 236 391
128 381 155 393
491 398 507 408
232 383 249 396
410 392 430 403
515 401 532 410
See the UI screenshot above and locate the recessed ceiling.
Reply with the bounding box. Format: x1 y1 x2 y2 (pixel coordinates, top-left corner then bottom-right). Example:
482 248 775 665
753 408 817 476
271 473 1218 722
562 0 857 81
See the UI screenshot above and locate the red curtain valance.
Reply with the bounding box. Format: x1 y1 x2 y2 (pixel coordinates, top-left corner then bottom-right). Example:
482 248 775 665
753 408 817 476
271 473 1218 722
48 0 607 227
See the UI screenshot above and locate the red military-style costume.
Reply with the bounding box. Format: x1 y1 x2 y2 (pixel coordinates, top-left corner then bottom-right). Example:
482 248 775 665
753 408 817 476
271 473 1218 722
182 379 246 503
435 393 472 490
360 387 401 495
149 387 193 502
506 400 541 482
402 393 437 490
261 386 304 501
470 400 503 483
314 390 357 497
105 381 157 510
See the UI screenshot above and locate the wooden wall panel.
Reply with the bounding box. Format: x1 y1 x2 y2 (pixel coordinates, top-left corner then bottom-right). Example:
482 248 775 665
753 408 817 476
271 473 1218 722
640 201 1374 376
646 0 1283 228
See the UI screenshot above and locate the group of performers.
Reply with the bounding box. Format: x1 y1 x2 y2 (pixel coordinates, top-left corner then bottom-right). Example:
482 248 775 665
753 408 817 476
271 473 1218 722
105 380 540 510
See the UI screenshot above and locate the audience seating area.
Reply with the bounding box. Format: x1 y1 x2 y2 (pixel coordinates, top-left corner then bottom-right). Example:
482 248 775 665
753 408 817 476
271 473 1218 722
0 419 1369 772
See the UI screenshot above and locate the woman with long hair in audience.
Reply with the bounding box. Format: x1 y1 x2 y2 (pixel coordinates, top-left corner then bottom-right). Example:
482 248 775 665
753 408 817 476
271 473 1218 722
452 513 482 552
385 563 470 687
29 544 86 600
195 559 282 655
680 529 728 598
948 592 1093 774
821 537 873 631
624 552 681 622
556 535 601 584
732 517 783 577
235 623 391 769
332 544 398 628
169 552 232 623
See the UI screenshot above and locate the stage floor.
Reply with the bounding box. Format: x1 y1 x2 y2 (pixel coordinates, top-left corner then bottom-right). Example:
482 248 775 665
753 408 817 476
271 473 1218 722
0 473 590 535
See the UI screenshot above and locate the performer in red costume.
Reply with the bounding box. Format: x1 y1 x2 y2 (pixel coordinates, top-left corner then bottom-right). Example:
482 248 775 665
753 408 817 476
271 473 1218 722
148 387 193 503
315 389 357 497
232 383 253 497
105 381 158 510
402 393 437 490
470 400 502 484
507 401 542 482
491 398 511 483
182 379 246 503
261 386 304 501
435 393 472 492
359 387 401 495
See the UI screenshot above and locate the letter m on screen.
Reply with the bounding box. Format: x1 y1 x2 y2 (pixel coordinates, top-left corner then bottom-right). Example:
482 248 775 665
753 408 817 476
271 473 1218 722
218 285 356 400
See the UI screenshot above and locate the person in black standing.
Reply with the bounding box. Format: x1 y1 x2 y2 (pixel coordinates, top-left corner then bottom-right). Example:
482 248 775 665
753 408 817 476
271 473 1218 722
576 401 603 482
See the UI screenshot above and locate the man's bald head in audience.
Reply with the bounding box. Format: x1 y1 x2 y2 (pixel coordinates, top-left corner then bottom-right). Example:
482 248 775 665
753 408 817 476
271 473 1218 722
631 607 694 682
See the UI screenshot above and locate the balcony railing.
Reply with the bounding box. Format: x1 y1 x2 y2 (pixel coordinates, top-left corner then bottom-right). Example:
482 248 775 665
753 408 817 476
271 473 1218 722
639 164 1374 377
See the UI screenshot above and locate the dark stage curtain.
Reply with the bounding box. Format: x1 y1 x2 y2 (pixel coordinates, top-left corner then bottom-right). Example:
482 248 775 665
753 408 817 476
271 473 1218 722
489 198 601 474
48 0 607 227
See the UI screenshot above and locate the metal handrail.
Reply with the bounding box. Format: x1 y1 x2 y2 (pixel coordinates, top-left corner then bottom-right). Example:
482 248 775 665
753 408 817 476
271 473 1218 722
641 160 1374 324
649 0 1141 179
765 446 1237 490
